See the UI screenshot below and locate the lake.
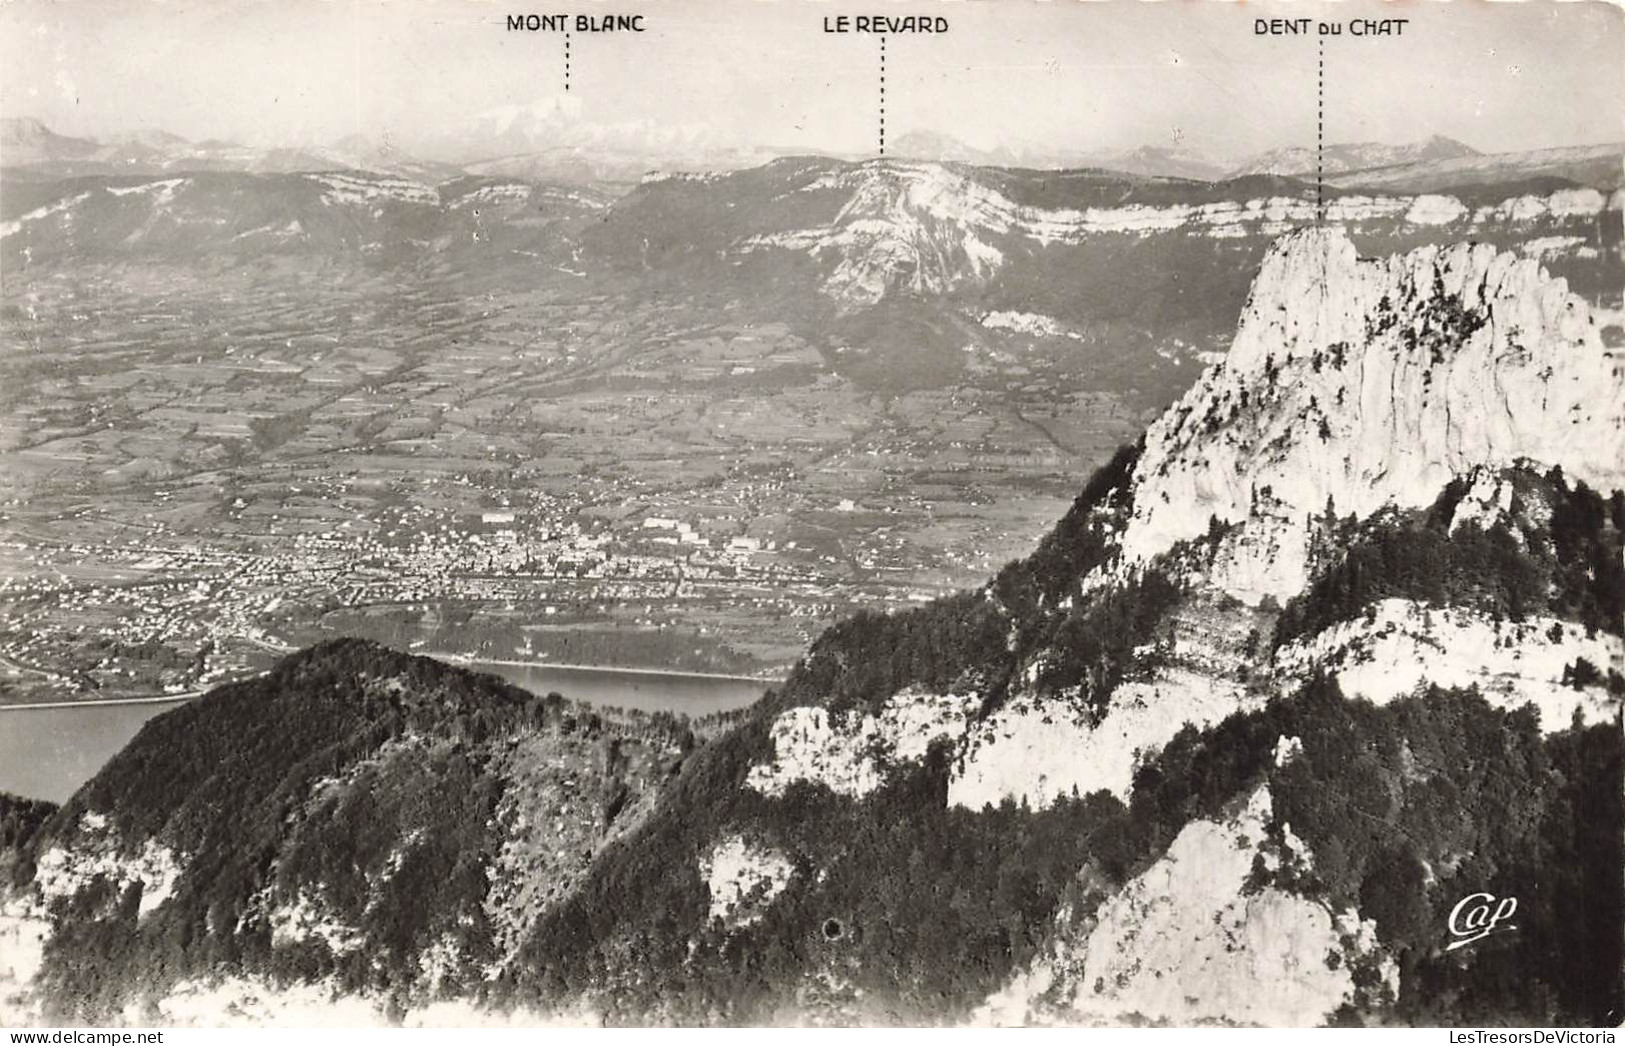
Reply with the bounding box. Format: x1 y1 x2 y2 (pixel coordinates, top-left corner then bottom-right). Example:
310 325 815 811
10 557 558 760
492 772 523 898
0 697 194 806
0 663 773 804
462 660 771 716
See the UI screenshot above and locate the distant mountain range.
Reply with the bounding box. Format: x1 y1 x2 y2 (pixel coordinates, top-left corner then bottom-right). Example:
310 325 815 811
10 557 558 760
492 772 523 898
444 98 786 185
873 129 1616 189
883 131 1232 180
6 116 1619 191
4 151 1618 411
0 117 463 183
1228 134 1480 177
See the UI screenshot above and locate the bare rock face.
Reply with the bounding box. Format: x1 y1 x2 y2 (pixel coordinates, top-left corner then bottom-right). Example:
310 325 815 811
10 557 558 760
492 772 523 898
1119 227 1625 604
744 162 1014 306
981 782 1394 1026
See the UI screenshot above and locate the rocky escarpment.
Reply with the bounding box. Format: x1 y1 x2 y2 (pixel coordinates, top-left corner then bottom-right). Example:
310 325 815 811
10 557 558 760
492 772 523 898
1118 227 1625 604
936 233 1624 819
981 781 1394 1026
742 161 1616 309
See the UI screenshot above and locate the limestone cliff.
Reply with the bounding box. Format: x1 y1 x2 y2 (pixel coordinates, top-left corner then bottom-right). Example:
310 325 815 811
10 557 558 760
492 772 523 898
1118 228 1625 603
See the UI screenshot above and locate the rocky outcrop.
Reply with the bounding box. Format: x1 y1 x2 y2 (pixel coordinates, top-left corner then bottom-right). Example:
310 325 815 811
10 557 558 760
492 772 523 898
982 783 1394 1026
1118 227 1625 604
1273 598 1620 729
950 667 1253 808
745 689 978 798
32 811 184 921
700 836 796 928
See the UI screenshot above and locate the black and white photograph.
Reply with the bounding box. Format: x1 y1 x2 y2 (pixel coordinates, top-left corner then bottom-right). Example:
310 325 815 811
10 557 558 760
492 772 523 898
0 0 1621 1030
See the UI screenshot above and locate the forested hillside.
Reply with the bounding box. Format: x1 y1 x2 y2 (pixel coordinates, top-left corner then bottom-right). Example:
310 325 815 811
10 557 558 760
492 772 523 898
9 640 698 1023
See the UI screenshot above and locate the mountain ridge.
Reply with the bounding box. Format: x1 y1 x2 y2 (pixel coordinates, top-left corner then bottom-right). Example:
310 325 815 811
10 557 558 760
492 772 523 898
1231 135 1480 179
5 116 1618 194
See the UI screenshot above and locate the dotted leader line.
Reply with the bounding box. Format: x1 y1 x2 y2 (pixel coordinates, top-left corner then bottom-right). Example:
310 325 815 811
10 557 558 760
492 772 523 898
1316 34 1324 225
1317 34 1330 306
879 36 886 156
565 31 571 92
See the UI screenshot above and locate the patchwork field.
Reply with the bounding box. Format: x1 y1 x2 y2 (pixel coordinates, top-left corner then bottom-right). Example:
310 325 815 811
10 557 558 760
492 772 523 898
0 262 1144 704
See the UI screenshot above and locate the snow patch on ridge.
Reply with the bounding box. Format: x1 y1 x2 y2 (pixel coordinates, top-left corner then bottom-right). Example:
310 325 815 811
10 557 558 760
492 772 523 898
1274 598 1622 729
0 193 91 238
447 183 532 207
106 178 189 203
981 310 1084 340
306 173 438 207
230 219 305 243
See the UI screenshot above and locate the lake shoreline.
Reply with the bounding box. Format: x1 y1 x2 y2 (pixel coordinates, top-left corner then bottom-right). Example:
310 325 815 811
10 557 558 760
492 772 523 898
0 692 202 713
0 655 782 712
429 652 782 686
2 657 773 802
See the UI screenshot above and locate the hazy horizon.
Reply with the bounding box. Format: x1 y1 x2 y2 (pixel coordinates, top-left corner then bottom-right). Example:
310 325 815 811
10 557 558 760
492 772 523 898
7 108 1612 163
2 0 1622 165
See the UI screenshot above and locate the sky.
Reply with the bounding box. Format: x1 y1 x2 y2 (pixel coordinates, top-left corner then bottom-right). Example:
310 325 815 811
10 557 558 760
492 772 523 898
2 0 1621 163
